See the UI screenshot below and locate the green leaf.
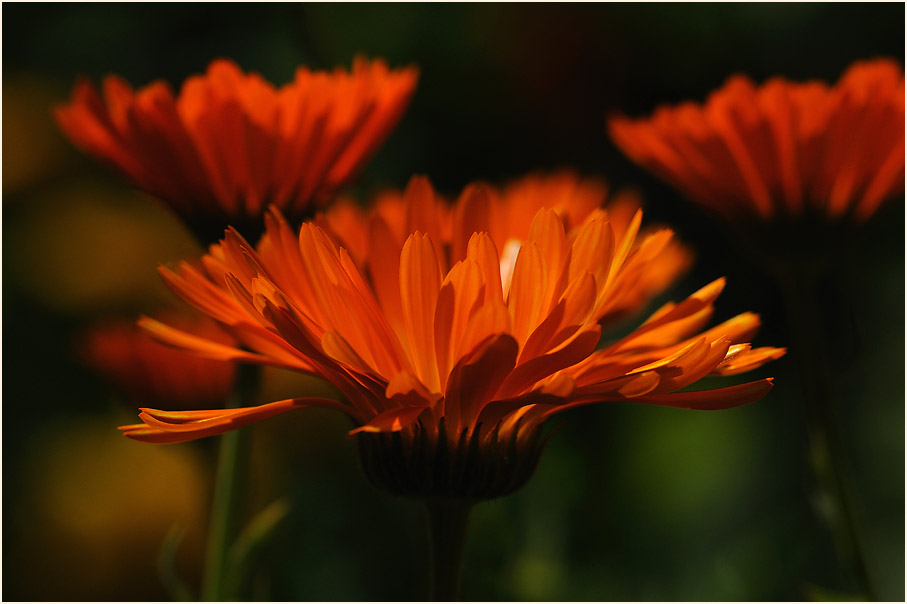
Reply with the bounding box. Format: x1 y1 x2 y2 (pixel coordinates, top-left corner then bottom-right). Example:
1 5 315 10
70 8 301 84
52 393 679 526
224 498 293 599
157 523 195 602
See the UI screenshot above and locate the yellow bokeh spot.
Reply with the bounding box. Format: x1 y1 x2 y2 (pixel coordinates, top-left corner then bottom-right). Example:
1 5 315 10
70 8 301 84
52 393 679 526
2 76 67 194
21 414 209 598
9 184 200 312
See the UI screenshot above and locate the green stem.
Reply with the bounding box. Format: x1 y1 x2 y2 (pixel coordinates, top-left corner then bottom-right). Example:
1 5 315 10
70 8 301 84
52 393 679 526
776 264 875 600
201 364 258 601
201 427 249 601
424 499 473 601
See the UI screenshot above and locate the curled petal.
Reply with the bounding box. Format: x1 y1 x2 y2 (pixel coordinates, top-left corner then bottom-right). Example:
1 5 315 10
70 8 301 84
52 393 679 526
713 346 787 376
120 397 348 444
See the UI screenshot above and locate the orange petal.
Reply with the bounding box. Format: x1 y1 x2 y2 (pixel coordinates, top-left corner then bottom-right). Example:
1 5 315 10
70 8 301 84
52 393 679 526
139 316 275 366
527 208 569 311
497 326 601 399
452 184 492 263
404 176 444 240
444 333 520 433
519 271 597 362
120 397 348 444
399 232 442 389
434 258 486 387
466 232 504 305
713 346 787 376
631 378 775 410
348 405 429 435
611 278 725 351
508 241 547 345
386 371 440 407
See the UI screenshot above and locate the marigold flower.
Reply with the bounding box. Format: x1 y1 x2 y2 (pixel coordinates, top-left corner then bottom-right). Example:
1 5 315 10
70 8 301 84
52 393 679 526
121 179 783 498
54 57 419 243
82 311 236 409
319 172 693 324
609 58 905 222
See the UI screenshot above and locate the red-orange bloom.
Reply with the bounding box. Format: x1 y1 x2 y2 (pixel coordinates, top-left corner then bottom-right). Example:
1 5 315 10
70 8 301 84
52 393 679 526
82 311 236 409
318 172 693 324
121 176 783 498
609 58 905 222
55 57 419 242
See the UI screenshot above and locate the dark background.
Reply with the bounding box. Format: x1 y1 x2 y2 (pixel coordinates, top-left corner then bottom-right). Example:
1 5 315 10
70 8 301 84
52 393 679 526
3 3 904 601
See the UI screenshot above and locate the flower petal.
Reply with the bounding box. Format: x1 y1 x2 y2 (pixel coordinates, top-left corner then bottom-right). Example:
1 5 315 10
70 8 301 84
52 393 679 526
348 405 429 435
121 397 348 444
631 378 775 410
444 333 520 434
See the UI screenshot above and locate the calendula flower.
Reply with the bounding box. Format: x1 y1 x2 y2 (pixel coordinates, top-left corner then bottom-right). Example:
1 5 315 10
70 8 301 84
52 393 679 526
55 57 419 243
612 60 902 601
82 311 236 409
319 172 693 325
122 180 783 500
608 58 904 223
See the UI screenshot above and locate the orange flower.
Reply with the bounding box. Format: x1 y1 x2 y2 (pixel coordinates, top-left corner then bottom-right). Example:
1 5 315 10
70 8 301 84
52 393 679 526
319 172 693 324
121 180 783 497
55 57 419 243
609 58 905 223
82 311 236 409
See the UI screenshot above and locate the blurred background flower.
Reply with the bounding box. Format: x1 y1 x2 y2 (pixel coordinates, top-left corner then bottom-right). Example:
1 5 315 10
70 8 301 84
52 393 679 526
608 55 905 599
79 310 237 410
608 59 904 223
3 3 903 601
54 57 418 244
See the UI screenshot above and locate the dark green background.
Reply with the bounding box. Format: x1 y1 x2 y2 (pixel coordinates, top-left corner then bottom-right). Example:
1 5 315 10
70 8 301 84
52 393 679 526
3 3 904 601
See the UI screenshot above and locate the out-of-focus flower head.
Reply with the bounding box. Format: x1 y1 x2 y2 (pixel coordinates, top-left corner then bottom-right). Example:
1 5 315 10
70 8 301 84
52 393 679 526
609 58 905 224
121 177 783 500
54 57 419 243
81 310 236 409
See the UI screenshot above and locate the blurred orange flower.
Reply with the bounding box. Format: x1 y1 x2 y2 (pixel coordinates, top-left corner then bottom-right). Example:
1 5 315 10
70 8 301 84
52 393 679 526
121 181 783 496
609 58 905 222
55 57 419 242
82 311 236 409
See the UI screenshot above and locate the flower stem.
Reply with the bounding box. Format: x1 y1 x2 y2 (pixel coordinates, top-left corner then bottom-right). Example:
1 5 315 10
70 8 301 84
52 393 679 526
424 499 473 601
776 263 875 599
201 364 258 601
202 426 249 601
